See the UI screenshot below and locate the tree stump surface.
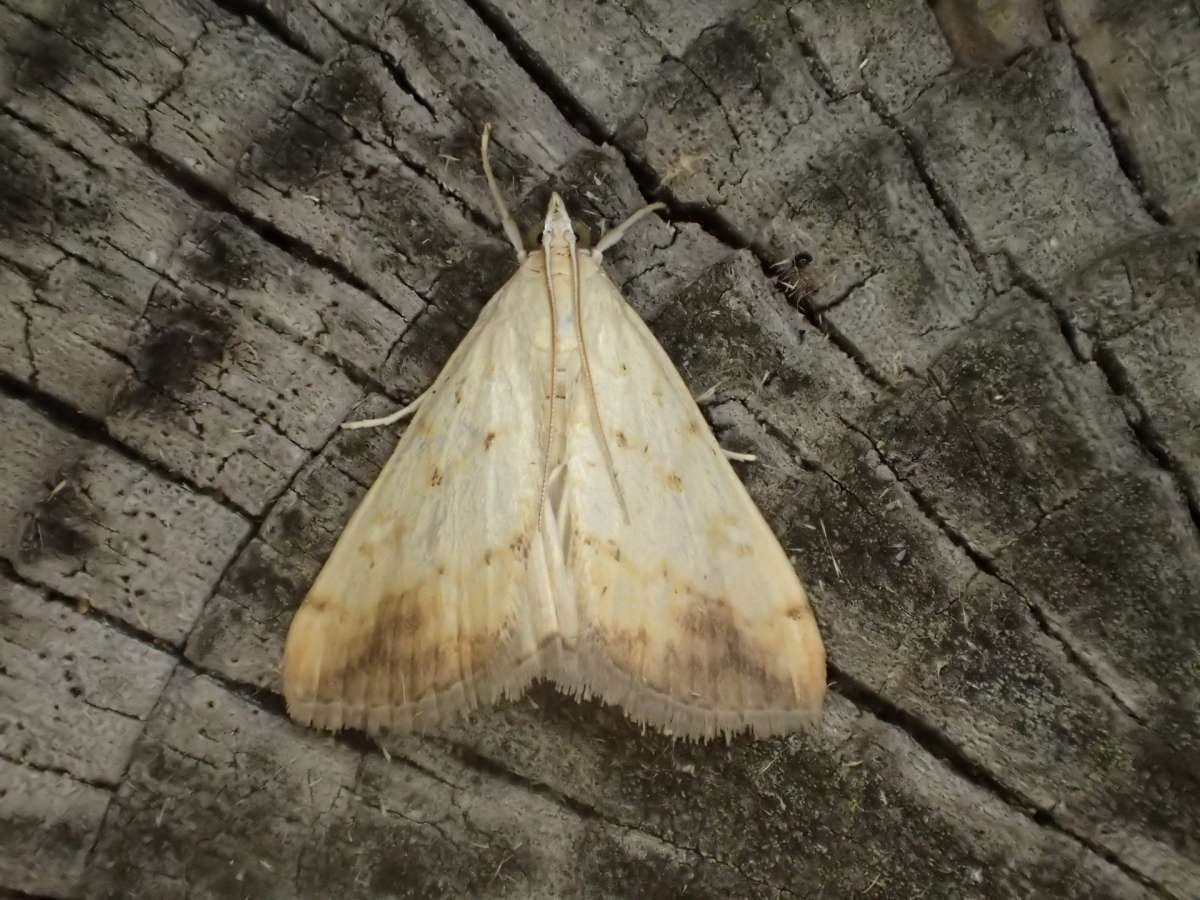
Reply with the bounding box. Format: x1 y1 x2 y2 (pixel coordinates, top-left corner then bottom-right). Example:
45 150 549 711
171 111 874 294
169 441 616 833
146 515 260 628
1 1 1198 898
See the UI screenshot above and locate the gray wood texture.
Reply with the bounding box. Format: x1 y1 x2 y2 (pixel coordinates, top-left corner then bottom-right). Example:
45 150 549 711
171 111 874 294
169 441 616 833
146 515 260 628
1 1 1198 897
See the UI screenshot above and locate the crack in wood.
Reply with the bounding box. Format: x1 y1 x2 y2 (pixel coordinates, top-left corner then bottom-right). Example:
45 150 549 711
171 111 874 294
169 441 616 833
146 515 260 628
829 666 1171 898
1043 4 1171 226
837 412 1149 724
1007 258 1200 538
206 0 322 64
431 739 797 897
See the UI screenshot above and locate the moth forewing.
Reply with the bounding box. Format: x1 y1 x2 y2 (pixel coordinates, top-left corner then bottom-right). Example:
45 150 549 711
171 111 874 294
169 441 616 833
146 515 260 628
545 257 825 739
280 126 826 740
281 255 555 733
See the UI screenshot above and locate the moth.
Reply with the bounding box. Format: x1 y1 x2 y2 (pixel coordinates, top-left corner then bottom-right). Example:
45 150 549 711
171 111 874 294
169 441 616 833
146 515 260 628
281 125 826 740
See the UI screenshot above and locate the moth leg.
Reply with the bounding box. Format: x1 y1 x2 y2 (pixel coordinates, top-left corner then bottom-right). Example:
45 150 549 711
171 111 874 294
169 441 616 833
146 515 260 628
689 384 754 460
722 448 758 463
481 123 526 260
694 382 723 405
340 391 426 431
592 202 667 258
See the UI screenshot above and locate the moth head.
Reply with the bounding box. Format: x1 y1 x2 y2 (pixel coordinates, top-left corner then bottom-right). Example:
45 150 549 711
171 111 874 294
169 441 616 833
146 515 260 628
542 192 577 249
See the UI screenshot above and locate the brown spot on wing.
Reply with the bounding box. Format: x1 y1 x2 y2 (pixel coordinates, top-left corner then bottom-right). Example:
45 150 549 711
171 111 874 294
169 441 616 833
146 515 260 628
615 430 629 448
784 602 812 622
430 467 443 487
676 594 792 706
509 533 530 560
665 472 684 492
309 589 426 696
383 590 425 635
484 431 496 450
296 575 512 719
306 594 331 614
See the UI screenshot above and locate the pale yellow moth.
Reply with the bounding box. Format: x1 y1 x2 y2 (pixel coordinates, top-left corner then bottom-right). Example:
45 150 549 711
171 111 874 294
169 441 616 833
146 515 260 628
280 125 826 740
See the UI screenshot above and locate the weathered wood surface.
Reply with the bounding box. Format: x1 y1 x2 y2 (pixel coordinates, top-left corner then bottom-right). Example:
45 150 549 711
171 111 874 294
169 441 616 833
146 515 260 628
1 1 1197 897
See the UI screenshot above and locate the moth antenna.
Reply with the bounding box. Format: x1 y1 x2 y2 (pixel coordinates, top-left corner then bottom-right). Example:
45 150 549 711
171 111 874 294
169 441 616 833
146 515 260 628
593 202 667 258
536 228 560 531
573 237 630 524
481 123 527 260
